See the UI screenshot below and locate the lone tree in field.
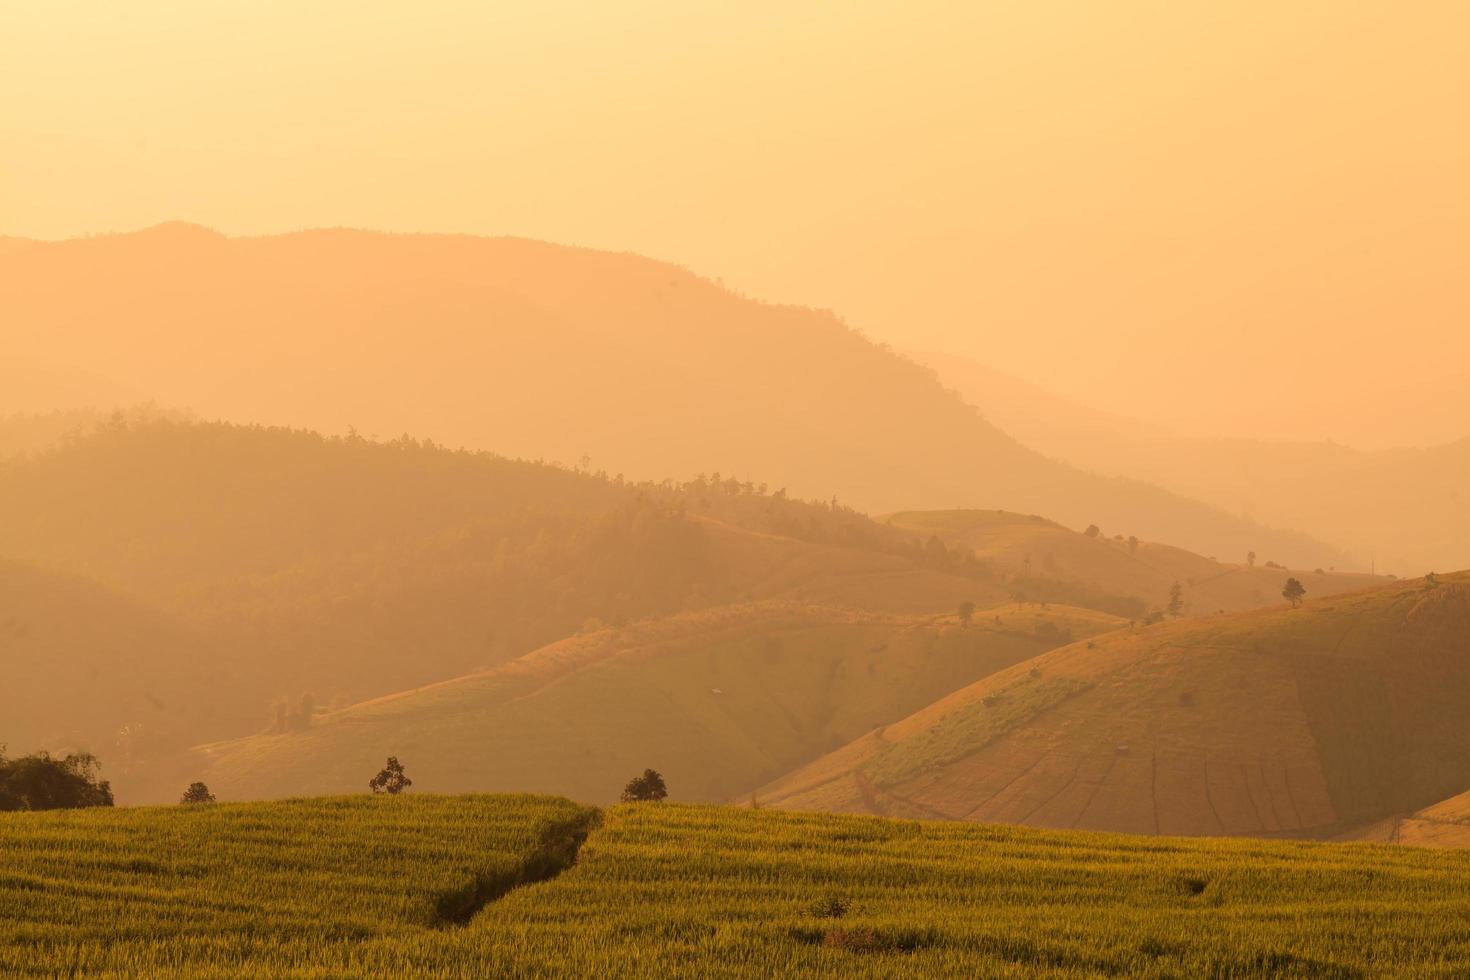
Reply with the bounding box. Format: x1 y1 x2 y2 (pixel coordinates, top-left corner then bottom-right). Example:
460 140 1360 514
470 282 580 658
1282 577 1306 608
369 757 412 795
620 768 668 803
1084 524 1100 538
180 782 215 805
1127 535 1139 556
1166 581 1184 618
1247 550 1257 568
0 747 114 812
956 600 975 626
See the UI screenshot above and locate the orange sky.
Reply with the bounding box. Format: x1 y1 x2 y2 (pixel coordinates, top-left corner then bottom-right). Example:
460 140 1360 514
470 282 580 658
3 2 1466 447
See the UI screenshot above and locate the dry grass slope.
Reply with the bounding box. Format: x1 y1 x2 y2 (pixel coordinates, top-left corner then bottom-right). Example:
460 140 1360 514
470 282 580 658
764 574 1470 838
186 601 1123 806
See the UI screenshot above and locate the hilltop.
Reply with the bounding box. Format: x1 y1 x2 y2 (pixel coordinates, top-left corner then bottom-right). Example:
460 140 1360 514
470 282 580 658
4 795 1469 977
174 601 1123 805
762 573 1470 837
0 224 1348 568
884 509 1383 615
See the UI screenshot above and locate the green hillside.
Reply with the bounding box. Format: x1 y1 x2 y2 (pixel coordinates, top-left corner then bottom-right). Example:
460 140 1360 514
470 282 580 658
4 795 1469 977
763 573 1470 837
181 601 1122 806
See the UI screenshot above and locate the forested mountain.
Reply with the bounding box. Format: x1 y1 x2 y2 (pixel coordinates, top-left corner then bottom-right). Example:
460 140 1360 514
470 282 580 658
1 224 1347 569
0 419 1041 780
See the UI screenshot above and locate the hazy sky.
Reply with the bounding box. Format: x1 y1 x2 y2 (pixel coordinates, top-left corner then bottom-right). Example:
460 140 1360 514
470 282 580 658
4 2 1466 447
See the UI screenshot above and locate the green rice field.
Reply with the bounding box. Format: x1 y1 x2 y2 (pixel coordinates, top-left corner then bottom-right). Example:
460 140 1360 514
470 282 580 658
3 795 1468 977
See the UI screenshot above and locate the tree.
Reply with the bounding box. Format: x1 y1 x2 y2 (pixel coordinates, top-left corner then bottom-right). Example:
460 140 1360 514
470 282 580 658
369 756 412 795
1247 551 1257 568
620 768 668 802
1127 536 1139 556
1166 581 1184 618
180 782 216 805
956 600 975 626
1282 578 1306 608
1084 524 1100 538
0 748 114 811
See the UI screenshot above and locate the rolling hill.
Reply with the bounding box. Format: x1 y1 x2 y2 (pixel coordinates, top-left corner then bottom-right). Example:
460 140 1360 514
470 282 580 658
3 419 1112 779
761 573 1470 838
172 601 1124 806
0 224 1349 569
915 348 1470 575
883 509 1383 616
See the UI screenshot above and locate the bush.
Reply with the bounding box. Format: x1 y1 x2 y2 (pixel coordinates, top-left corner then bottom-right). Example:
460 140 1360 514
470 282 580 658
620 768 667 802
808 893 852 918
369 757 412 795
180 782 216 804
0 748 114 811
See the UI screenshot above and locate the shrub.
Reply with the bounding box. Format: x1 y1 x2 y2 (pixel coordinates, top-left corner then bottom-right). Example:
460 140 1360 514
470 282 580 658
808 893 852 918
369 757 412 795
620 769 667 802
0 748 114 811
180 782 216 805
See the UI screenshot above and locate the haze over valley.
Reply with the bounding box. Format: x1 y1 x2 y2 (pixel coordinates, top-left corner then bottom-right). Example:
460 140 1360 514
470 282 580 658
4 4 1468 976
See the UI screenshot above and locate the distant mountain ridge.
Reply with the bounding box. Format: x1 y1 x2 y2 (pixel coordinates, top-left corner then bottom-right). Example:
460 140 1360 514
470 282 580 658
913 348 1470 575
1 223 1347 569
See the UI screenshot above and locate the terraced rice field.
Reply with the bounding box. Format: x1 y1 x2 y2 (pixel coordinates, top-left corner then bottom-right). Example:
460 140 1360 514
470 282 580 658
3 795 1469 977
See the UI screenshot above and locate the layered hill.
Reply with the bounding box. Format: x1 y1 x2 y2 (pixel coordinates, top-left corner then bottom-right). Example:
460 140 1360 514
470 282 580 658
762 573 1470 838
181 601 1124 806
916 348 1470 575
1 420 1069 768
885 510 1383 615
0 224 1347 568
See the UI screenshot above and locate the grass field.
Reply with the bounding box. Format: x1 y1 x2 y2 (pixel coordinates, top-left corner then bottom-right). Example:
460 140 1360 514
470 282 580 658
4 795 1470 977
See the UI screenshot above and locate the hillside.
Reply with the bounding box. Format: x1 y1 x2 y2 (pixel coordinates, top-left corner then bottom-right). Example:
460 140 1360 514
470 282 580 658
762 573 1470 837
884 509 1383 616
0 560 215 763
4 795 1470 977
0 224 1349 569
2 420 1094 771
915 348 1470 575
1344 788 1470 849
178 601 1123 806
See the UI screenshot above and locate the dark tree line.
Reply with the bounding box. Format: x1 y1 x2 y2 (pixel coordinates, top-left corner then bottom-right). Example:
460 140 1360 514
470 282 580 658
0 747 114 811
